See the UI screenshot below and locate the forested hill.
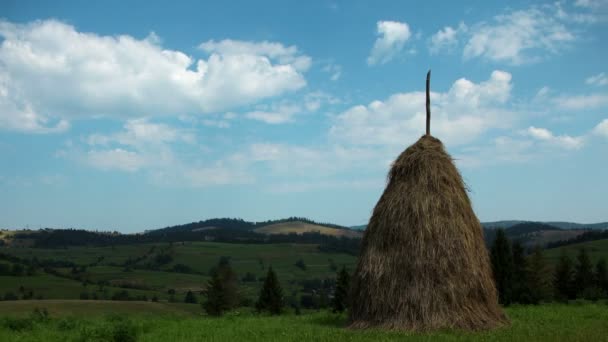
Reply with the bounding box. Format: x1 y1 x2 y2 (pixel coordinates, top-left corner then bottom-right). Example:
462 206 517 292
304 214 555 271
146 217 349 236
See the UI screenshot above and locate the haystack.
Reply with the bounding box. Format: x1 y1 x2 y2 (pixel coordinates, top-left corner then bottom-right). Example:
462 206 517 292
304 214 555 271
349 71 508 331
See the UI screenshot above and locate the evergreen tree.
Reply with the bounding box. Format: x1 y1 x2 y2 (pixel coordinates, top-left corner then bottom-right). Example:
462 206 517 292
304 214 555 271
490 229 513 305
511 241 529 304
554 251 575 301
526 246 552 304
215 258 239 309
202 258 239 316
574 247 594 297
184 290 197 304
203 272 226 316
595 258 608 297
318 288 329 309
332 266 350 313
256 266 284 315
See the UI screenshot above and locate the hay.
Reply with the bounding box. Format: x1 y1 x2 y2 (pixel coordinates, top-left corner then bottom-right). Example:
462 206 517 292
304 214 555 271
349 135 508 331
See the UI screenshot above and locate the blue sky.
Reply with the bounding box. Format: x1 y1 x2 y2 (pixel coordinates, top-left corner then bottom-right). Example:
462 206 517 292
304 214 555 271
1 0 607 232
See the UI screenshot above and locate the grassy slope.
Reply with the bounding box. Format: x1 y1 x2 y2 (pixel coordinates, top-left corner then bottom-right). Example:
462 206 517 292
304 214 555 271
1 242 357 300
544 239 608 264
254 221 362 238
0 302 607 341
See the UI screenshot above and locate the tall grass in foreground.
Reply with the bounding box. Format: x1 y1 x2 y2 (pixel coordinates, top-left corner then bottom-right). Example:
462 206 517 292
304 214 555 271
0 303 607 341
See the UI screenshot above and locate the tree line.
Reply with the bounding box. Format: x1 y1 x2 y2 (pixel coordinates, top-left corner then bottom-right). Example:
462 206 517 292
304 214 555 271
200 257 351 316
490 229 608 304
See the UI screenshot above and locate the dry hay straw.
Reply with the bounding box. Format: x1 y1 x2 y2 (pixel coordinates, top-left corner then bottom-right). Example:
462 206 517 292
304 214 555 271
349 135 508 331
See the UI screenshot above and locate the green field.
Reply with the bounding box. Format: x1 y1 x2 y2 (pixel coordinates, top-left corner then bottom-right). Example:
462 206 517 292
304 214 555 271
0 301 607 341
3 238 608 304
1 242 357 301
545 239 608 264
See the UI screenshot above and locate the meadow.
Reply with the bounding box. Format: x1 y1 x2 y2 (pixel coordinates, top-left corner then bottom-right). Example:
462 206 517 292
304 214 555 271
1 242 357 302
0 301 607 341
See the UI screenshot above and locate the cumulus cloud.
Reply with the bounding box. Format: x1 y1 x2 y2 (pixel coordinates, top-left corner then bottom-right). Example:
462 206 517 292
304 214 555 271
593 119 608 138
525 126 584 150
322 62 342 81
0 19 309 133
586 72 608 86
330 70 514 147
429 23 467 54
463 7 575 64
553 93 608 110
86 149 146 172
367 21 411 65
245 104 301 124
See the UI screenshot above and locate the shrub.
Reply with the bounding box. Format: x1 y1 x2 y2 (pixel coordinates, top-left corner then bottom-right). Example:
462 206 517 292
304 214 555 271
2 317 34 331
3 292 18 301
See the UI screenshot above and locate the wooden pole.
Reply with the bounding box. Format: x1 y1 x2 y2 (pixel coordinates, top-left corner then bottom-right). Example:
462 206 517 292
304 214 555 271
426 70 431 136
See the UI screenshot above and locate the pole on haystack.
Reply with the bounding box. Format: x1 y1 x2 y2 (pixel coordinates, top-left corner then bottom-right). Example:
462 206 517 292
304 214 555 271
426 70 431 136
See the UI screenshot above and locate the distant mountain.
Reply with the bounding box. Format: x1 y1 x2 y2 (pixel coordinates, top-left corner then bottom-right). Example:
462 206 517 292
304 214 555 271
147 217 358 237
352 220 608 231
254 221 362 238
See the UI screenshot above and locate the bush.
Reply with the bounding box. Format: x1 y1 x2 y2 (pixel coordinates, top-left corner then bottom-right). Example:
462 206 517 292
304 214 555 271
78 315 139 342
3 292 18 301
2 317 34 331
111 290 131 301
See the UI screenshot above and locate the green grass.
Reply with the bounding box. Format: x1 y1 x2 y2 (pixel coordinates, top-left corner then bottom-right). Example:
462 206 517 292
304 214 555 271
0 302 607 341
545 239 608 265
1 242 357 301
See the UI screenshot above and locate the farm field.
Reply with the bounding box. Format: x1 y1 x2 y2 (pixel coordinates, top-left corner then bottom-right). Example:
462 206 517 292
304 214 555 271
1 242 357 301
0 301 607 341
544 239 608 264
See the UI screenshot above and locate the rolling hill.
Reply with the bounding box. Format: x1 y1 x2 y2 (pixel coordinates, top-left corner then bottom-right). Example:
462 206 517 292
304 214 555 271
254 221 362 238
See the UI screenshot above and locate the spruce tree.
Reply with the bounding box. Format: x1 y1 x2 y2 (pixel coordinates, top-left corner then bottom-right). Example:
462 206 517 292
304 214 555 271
332 266 350 313
184 290 197 304
490 228 513 305
511 241 529 304
574 247 594 297
595 258 608 297
202 258 239 316
203 272 226 316
526 246 552 304
554 251 575 301
256 267 284 315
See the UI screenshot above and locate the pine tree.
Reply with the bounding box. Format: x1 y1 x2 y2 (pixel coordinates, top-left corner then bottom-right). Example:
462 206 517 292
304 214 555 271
574 247 594 297
202 258 238 316
526 245 552 304
332 266 350 313
318 288 329 309
490 228 513 305
554 250 575 301
215 258 239 309
184 290 197 304
511 241 529 304
594 258 608 297
203 272 226 316
256 266 284 315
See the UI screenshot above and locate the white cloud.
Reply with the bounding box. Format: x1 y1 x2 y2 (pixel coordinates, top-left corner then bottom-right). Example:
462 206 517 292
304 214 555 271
553 93 608 110
367 21 411 65
575 0 608 9
244 92 339 124
86 149 146 172
0 19 309 133
245 104 300 124
87 118 194 147
463 7 575 64
429 23 467 54
330 70 514 147
199 39 311 71
525 126 585 149
322 62 342 81
586 72 608 86
593 119 608 138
